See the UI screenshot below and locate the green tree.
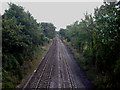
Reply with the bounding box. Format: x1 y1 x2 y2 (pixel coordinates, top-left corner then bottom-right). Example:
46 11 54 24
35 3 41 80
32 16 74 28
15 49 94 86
41 22 56 39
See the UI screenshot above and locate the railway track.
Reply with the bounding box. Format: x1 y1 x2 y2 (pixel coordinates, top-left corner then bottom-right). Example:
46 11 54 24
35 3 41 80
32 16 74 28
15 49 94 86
23 36 88 89
36 41 56 88
57 37 77 88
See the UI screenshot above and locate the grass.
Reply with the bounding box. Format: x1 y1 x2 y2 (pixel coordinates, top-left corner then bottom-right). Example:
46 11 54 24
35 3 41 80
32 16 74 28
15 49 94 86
21 47 44 77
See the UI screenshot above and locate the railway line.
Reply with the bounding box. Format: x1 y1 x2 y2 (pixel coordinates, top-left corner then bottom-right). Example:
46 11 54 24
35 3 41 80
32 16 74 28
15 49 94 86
23 36 91 89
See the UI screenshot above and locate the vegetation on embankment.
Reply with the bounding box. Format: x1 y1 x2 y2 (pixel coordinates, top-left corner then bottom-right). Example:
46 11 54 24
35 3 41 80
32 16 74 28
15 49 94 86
59 2 120 89
2 3 56 88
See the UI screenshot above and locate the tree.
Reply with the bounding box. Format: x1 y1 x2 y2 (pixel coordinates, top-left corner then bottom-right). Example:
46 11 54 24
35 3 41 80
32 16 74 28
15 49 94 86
41 22 56 39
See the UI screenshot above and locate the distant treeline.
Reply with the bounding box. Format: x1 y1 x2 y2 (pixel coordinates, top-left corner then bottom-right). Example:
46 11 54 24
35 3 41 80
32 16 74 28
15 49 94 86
59 2 120 88
2 3 56 88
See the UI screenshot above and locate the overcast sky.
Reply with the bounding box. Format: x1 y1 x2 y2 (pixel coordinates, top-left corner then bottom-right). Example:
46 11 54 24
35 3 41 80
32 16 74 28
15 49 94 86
1 1 103 31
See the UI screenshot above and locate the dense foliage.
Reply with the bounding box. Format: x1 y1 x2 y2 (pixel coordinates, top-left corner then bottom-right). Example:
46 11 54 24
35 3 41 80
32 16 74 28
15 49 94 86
59 2 120 88
2 3 56 88
41 22 56 39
